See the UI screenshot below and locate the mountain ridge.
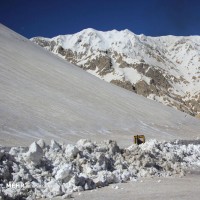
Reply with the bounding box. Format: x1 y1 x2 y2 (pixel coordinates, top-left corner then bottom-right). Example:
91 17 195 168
31 28 200 117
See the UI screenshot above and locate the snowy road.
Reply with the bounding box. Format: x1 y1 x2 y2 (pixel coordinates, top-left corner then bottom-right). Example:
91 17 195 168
72 174 200 200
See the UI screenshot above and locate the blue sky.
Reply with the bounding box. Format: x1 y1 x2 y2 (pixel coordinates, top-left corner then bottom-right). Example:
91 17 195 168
1 0 200 38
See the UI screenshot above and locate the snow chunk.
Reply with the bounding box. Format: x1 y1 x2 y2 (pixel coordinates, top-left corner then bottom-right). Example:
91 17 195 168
76 139 95 150
65 144 79 158
50 139 61 151
45 180 62 197
55 164 72 182
36 139 46 149
24 142 43 165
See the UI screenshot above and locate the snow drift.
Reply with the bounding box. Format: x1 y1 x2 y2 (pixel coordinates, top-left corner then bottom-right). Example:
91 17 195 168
1 139 200 199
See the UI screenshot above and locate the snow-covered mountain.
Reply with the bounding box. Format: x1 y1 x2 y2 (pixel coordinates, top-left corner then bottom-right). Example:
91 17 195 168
1 24 200 200
31 29 200 117
1 24 200 147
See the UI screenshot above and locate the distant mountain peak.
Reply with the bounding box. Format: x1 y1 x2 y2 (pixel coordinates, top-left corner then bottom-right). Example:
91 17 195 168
31 29 200 117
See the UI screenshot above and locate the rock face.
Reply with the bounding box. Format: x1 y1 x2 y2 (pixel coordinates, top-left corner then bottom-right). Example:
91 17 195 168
1 139 200 199
31 29 200 117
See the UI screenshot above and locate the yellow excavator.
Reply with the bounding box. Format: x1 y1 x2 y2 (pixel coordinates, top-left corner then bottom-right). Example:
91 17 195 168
134 135 145 145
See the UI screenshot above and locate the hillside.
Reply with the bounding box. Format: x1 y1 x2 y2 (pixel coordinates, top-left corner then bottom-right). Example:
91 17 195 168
0 24 200 146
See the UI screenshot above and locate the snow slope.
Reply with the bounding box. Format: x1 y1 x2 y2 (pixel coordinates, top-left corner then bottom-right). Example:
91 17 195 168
32 29 200 116
0 24 200 146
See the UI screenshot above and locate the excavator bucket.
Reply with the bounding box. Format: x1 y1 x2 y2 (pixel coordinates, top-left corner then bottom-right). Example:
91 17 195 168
134 135 145 145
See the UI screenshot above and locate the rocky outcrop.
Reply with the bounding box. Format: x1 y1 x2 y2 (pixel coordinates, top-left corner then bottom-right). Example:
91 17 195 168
110 80 134 92
31 38 56 51
135 80 159 97
84 55 113 76
145 68 171 90
196 114 200 118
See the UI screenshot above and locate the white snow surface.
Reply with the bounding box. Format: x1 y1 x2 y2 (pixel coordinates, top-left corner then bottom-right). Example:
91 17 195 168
0 24 200 146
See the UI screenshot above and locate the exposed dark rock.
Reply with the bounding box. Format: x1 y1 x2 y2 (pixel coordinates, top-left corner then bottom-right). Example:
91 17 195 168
84 55 113 75
32 38 50 48
134 63 149 74
32 38 56 51
135 80 159 97
57 46 66 56
196 114 200 119
110 80 135 92
145 68 171 89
